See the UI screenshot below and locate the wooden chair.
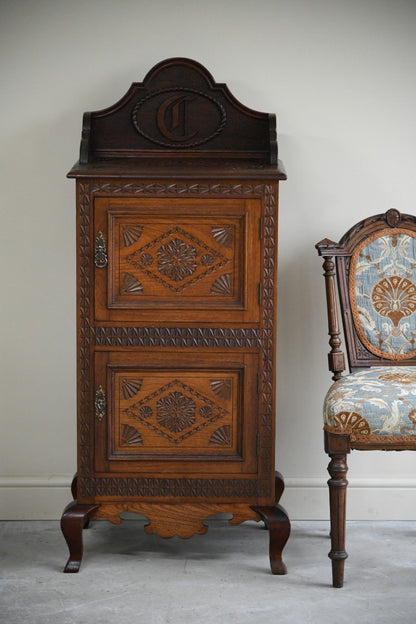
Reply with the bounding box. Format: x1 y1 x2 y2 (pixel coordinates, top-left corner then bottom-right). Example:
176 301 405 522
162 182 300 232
316 209 416 587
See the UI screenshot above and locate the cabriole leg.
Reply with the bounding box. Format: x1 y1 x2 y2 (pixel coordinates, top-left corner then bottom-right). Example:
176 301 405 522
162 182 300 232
252 472 291 574
60 501 99 573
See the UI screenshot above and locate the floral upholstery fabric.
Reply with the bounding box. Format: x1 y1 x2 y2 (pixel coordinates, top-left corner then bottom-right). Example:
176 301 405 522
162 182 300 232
350 230 416 360
324 367 416 442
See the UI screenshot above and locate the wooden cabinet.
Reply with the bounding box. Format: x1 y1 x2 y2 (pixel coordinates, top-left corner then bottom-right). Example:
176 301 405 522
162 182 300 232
61 58 290 573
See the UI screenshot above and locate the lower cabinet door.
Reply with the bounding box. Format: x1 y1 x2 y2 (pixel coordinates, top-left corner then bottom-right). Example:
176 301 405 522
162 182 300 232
94 350 260 477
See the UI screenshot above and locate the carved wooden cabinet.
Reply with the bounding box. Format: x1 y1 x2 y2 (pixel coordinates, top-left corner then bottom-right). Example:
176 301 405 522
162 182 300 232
61 58 289 573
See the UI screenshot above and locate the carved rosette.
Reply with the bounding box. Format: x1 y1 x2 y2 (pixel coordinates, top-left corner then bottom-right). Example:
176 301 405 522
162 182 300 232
157 238 197 281
156 391 196 433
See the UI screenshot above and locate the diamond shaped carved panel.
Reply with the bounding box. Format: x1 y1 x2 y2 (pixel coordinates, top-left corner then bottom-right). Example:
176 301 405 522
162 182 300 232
125 226 230 294
118 375 235 452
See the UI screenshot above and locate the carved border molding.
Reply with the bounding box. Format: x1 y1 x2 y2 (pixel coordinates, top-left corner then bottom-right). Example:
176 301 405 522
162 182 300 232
93 326 262 348
80 476 269 499
79 183 93 478
90 181 270 196
78 181 276 499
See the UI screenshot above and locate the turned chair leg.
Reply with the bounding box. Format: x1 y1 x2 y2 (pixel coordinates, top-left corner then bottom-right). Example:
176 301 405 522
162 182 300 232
327 453 348 588
60 501 99 572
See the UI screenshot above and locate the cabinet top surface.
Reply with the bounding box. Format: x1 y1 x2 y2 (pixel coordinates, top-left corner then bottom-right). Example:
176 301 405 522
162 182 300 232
69 57 286 179
67 158 287 180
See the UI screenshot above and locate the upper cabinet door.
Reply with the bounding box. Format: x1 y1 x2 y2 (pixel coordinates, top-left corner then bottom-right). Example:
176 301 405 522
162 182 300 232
93 197 262 325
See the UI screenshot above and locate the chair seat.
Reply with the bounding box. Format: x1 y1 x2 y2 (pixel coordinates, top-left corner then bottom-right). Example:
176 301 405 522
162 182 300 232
324 367 416 445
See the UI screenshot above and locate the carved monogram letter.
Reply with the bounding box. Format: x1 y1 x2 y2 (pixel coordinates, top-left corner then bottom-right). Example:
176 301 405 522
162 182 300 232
157 95 197 142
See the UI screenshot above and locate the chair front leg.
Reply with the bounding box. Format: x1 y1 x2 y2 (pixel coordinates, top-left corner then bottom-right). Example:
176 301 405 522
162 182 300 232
327 452 349 588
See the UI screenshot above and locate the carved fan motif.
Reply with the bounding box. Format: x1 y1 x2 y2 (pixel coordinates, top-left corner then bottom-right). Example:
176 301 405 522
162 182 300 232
122 225 143 247
210 274 231 295
121 272 143 294
210 379 231 400
209 425 231 446
121 424 143 446
371 276 416 326
121 378 143 400
211 226 233 248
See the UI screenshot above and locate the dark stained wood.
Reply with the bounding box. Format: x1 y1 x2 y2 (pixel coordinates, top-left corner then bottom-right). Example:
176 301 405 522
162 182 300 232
61 502 99 572
68 157 287 180
274 470 285 504
252 472 290 574
317 254 346 381
77 57 278 165
327 456 348 588
61 58 288 573
325 432 350 588
70 474 77 500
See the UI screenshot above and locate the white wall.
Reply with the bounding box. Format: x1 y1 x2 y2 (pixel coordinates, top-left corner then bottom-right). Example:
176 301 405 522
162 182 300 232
1 0 416 520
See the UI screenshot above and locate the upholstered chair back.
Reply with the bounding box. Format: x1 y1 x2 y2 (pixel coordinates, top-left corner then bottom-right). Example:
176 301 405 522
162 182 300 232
317 209 416 374
349 230 416 361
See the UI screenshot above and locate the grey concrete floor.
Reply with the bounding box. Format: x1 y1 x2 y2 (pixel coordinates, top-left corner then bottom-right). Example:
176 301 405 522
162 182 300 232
1 519 415 623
